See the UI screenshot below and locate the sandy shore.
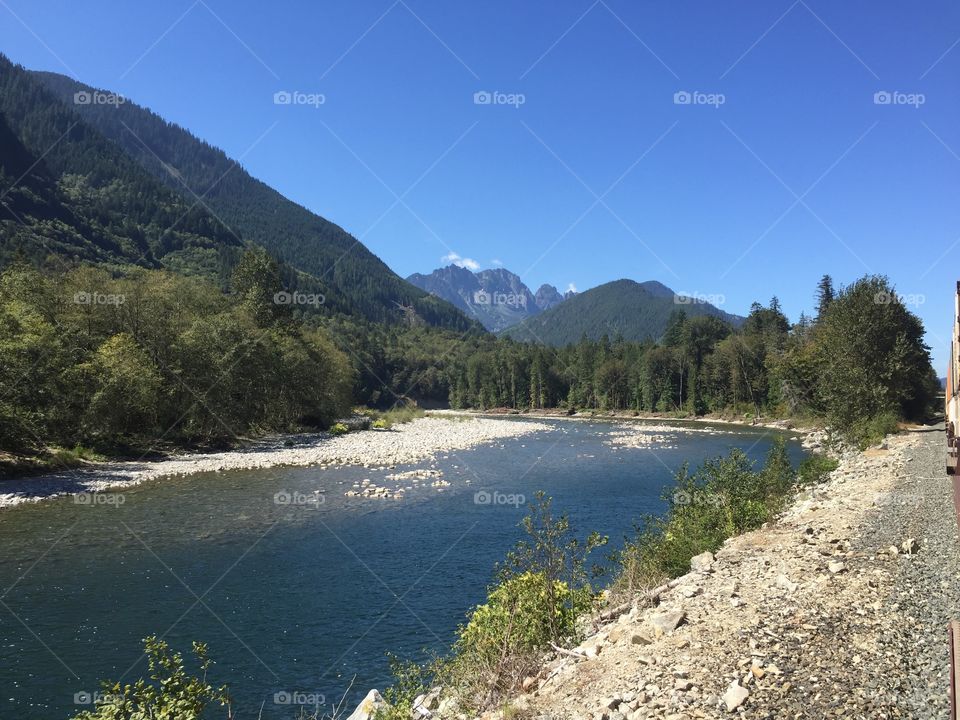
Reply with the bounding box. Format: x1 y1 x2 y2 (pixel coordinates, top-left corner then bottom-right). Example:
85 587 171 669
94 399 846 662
0 416 554 511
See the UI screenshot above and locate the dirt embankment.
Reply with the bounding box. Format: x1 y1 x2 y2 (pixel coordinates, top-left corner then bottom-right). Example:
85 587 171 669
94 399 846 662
470 426 954 720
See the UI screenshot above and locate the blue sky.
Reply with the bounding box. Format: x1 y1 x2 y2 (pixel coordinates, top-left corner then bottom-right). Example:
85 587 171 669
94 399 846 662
2 0 959 367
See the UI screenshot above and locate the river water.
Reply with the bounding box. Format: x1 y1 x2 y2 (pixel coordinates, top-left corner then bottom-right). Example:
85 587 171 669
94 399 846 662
0 418 804 719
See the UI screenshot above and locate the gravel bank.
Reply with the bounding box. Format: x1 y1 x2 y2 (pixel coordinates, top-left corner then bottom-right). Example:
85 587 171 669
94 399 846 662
0 416 554 511
463 426 956 720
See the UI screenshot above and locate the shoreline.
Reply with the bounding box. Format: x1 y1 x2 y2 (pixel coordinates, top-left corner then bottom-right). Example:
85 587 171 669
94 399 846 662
0 416 555 511
0 412 814 512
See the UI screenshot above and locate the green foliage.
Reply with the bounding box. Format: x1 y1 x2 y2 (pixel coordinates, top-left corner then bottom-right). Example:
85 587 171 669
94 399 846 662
446 493 605 705
375 655 432 720
802 276 934 439
69 636 229 720
0 264 354 455
615 439 796 591
797 453 839 485
329 422 350 436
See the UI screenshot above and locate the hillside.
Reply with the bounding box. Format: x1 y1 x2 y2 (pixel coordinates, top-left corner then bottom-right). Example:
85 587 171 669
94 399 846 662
407 264 571 331
27 67 474 329
501 279 742 345
0 55 245 278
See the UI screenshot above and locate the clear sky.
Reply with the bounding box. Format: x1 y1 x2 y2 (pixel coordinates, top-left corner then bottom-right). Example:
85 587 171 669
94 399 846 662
2 1 958 368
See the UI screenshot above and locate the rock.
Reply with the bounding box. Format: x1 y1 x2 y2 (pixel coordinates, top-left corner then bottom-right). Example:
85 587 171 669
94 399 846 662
722 681 749 712
901 538 919 555
887 545 899 556
674 679 694 691
521 676 536 692
603 696 622 710
776 574 798 593
828 561 847 574
346 689 386 720
690 551 715 572
631 630 654 646
650 610 686 636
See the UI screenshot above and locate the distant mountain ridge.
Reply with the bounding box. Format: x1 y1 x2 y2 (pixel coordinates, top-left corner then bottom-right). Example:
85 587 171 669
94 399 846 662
501 279 744 345
406 265 573 331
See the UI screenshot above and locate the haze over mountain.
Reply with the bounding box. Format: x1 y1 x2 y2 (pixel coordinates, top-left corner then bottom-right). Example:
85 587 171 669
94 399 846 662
406 264 573 332
501 279 744 346
4 61 474 330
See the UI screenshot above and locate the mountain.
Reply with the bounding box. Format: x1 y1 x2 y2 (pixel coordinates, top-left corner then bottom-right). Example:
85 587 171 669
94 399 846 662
22 65 475 330
500 279 743 346
406 265 571 331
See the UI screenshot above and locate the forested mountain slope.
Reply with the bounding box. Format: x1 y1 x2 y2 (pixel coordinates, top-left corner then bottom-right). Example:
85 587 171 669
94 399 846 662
501 279 743 345
32 69 473 329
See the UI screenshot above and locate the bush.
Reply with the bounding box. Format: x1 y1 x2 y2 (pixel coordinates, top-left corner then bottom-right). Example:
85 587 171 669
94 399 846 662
846 411 900 449
69 636 229 720
372 419 388 429
797 453 838 485
329 422 349 436
614 438 796 593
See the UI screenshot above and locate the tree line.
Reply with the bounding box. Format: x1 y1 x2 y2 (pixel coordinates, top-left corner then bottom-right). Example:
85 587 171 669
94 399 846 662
0 257 939 463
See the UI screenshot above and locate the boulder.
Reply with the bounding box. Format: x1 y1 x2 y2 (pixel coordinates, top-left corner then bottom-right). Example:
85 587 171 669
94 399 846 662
722 681 749 711
690 551 715 572
346 689 386 720
650 610 686 637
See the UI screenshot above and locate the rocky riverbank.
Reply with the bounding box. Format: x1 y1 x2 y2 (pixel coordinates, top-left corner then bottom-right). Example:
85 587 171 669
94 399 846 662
389 425 952 720
0 416 554 511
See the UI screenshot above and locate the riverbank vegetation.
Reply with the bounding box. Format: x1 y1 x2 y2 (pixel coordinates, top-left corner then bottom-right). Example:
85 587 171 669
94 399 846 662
0 259 936 467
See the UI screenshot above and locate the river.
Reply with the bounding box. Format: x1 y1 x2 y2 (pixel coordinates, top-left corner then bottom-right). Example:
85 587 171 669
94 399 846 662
0 417 804 719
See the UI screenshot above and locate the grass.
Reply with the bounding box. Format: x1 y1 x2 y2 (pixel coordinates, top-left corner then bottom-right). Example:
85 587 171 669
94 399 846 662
357 406 425 429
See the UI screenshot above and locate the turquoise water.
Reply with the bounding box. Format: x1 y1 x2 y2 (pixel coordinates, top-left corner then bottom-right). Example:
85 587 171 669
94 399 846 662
0 418 804 719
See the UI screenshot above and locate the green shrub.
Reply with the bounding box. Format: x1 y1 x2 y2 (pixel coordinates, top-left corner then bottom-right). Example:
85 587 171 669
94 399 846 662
372 419 388 429
614 438 797 593
329 422 349 436
797 453 838 485
846 411 899 449
69 636 229 720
